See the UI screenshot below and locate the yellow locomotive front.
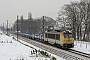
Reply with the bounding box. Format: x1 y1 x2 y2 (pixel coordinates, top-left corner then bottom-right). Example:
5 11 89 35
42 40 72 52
62 31 74 48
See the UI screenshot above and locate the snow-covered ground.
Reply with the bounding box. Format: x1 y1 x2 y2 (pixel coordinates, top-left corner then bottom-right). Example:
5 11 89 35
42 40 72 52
72 40 90 54
0 31 90 60
0 31 65 60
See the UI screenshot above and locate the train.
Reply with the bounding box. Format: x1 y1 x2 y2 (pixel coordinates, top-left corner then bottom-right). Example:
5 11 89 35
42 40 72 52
14 29 74 49
43 30 74 49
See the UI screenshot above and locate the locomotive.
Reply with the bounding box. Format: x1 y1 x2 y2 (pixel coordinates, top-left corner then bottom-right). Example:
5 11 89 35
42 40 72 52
43 30 74 49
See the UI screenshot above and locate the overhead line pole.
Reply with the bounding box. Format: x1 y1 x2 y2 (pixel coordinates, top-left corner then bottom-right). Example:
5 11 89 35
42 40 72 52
7 20 8 35
42 16 44 40
1 24 2 31
17 15 18 41
3 23 4 33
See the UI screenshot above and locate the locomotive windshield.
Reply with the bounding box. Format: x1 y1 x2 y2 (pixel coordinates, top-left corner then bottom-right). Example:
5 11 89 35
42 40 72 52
64 33 72 38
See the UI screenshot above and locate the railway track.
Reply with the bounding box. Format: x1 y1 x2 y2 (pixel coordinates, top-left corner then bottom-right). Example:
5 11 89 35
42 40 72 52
10 33 90 60
67 49 90 58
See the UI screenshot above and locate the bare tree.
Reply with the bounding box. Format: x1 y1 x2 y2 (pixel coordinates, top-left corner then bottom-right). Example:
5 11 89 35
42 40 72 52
57 0 90 41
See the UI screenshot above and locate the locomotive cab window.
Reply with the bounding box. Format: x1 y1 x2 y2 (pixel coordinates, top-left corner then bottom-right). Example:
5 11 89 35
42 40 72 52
64 33 72 38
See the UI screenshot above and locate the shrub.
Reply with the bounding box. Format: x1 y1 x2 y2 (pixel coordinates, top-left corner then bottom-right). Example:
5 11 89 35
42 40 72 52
51 56 56 60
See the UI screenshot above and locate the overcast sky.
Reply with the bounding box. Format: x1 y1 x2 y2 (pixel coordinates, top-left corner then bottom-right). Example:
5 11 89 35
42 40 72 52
0 0 80 25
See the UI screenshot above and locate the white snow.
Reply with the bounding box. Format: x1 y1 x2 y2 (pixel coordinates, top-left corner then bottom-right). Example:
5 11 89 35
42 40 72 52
0 31 65 60
0 31 50 60
0 30 90 60
71 40 90 54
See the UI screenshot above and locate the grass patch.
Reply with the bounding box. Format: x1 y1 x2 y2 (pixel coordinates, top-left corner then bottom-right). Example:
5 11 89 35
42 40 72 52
0 33 2 35
38 50 57 60
51 56 57 60
39 50 50 58
6 34 9 36
12 37 16 40
17 40 35 49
